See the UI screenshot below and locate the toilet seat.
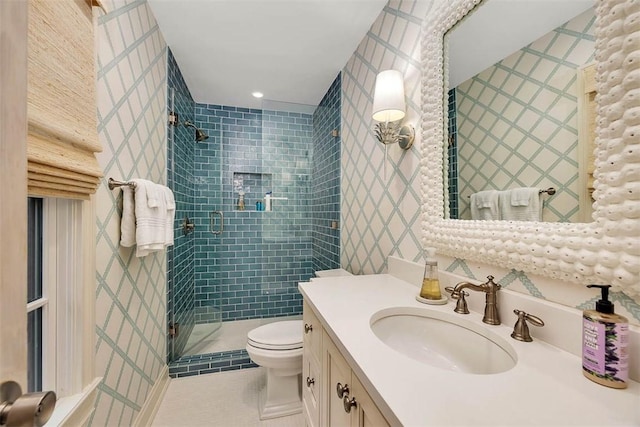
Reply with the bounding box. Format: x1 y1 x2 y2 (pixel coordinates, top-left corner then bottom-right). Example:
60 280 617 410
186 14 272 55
247 320 302 351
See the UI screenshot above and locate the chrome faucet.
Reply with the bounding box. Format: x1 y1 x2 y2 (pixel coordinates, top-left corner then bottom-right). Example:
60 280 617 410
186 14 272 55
449 275 501 325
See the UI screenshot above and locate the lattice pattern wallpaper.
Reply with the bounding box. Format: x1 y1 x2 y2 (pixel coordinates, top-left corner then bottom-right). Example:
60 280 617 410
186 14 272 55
341 0 434 273
92 0 168 425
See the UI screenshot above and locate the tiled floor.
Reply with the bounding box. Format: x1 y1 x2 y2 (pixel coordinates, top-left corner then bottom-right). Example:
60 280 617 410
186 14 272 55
183 316 302 357
152 367 304 426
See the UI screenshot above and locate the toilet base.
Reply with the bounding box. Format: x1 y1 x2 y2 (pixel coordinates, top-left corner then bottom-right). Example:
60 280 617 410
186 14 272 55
257 370 302 420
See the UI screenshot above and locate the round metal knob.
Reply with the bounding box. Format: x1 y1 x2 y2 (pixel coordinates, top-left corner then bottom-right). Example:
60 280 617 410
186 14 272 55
343 396 357 413
306 377 315 387
336 382 349 398
304 323 313 334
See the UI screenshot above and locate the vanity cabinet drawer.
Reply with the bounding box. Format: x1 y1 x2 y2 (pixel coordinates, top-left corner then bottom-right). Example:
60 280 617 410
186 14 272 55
303 300 322 362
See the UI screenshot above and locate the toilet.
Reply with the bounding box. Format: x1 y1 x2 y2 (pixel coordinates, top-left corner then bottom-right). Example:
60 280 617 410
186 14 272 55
246 268 353 420
246 320 303 420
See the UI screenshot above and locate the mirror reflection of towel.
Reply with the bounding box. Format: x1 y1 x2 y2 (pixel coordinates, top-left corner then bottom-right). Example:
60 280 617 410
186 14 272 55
510 187 538 206
500 189 542 221
470 190 500 220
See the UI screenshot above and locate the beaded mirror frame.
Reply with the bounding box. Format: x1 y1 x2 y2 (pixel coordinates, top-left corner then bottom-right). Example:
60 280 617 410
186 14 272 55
420 0 640 298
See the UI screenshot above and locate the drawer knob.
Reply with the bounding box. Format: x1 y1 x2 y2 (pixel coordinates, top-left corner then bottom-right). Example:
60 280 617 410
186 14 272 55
343 395 357 413
304 323 313 334
306 377 315 387
336 382 349 398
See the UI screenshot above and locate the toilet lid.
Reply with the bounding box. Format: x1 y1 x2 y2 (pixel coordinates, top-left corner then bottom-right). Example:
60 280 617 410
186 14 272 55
247 320 303 350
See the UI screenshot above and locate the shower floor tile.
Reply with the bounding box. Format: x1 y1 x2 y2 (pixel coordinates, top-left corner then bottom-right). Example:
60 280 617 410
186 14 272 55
152 367 304 427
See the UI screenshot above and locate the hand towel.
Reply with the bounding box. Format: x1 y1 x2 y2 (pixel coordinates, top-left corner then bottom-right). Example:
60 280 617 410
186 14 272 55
164 186 176 247
510 187 538 206
120 185 136 247
470 190 500 220
132 179 168 257
145 182 161 208
500 189 542 221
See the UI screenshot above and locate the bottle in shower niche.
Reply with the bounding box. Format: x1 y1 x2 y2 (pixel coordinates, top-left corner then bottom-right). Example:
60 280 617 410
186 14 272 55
237 191 245 211
582 284 629 389
419 247 442 300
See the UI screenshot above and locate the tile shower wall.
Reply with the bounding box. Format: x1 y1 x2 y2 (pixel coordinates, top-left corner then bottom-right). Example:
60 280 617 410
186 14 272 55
166 48 196 361
192 104 314 323
447 89 459 219
312 74 342 272
455 9 595 222
341 0 640 324
93 0 167 425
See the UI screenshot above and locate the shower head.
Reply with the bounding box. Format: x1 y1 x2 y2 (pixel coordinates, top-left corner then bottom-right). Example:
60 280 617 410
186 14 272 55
183 120 209 142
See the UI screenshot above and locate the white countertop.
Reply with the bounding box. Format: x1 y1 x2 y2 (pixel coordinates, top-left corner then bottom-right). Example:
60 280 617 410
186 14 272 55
299 274 640 427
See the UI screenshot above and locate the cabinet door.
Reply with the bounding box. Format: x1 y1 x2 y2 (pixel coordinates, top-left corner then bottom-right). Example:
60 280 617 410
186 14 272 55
352 375 390 427
303 355 321 427
324 332 353 427
303 301 322 362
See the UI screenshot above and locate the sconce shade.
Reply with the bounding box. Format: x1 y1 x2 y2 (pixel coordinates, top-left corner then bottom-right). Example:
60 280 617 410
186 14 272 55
372 70 406 122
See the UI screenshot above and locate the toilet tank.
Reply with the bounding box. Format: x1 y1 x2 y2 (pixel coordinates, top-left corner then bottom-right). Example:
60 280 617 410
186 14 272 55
314 268 353 278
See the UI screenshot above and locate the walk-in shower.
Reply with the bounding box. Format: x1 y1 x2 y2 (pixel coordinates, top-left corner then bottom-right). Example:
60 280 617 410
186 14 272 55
165 49 342 376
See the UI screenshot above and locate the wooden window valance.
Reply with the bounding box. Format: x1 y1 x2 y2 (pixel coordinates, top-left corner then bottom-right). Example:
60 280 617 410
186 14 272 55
27 0 103 200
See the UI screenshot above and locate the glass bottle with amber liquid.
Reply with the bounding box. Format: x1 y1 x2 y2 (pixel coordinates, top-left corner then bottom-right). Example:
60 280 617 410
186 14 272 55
420 248 441 300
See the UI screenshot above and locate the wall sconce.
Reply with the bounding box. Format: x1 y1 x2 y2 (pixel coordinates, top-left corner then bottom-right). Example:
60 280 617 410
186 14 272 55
372 69 414 150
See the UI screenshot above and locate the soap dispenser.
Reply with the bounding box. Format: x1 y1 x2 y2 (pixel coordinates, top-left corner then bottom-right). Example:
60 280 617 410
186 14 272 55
582 284 629 389
419 248 442 300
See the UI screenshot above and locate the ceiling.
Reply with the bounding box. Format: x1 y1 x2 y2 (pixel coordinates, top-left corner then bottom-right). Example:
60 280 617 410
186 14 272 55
148 0 388 110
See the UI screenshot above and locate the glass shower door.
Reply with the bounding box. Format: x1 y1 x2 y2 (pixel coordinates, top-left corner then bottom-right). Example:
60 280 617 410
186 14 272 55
166 83 223 362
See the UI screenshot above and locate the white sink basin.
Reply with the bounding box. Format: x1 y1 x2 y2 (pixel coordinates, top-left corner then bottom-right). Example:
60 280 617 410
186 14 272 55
371 307 517 375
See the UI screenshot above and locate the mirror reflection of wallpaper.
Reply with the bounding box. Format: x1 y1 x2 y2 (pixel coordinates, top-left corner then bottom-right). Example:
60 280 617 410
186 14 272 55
454 8 595 222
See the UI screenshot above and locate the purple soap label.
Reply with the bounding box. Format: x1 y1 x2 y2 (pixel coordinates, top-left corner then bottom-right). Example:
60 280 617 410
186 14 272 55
583 318 605 374
583 315 629 383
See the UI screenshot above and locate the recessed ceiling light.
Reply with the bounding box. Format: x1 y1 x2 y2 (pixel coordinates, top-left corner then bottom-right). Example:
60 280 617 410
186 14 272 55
252 92 264 98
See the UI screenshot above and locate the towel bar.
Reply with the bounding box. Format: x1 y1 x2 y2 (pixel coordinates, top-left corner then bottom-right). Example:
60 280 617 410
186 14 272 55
467 187 556 198
108 178 136 190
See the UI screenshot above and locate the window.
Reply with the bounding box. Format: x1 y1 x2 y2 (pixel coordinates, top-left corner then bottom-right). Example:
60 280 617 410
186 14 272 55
26 196 100 425
27 197 44 392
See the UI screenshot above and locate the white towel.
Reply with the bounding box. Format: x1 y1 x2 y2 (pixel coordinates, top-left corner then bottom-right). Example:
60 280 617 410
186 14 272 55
164 186 176 247
119 179 176 256
470 190 500 220
500 189 542 221
120 185 136 247
510 187 538 206
145 182 162 208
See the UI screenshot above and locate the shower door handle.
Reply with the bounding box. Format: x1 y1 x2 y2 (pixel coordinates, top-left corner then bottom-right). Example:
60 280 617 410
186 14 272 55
210 211 224 235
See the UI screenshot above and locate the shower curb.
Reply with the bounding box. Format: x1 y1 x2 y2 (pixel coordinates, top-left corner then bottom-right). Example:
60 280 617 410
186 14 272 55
168 349 258 378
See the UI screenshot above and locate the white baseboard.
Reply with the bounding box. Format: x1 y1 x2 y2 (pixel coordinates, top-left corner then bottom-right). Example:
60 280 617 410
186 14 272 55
133 365 170 427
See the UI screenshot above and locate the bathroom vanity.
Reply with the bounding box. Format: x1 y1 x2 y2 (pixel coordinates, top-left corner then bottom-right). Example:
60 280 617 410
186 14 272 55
299 274 639 427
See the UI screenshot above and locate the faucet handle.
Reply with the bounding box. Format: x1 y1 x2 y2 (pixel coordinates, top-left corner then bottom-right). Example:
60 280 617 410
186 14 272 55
510 309 544 342
453 290 470 314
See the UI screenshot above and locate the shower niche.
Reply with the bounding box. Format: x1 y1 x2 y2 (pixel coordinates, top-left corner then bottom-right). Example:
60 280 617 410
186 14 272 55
233 172 272 211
